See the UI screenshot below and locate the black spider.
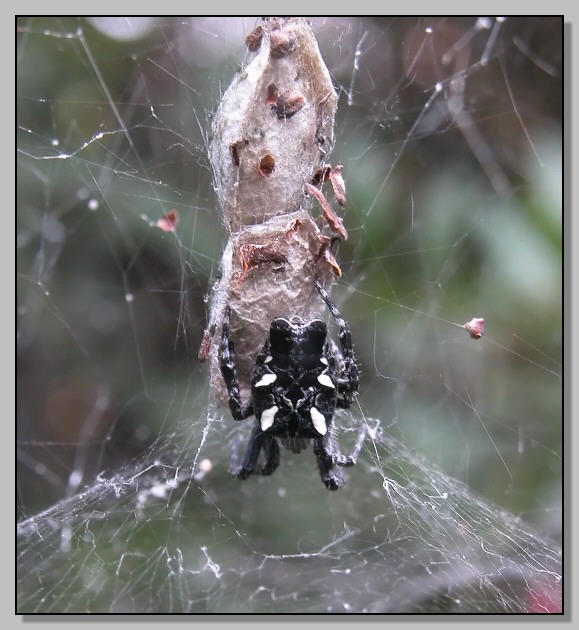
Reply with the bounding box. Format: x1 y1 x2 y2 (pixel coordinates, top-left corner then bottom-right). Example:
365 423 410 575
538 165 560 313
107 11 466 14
219 281 364 490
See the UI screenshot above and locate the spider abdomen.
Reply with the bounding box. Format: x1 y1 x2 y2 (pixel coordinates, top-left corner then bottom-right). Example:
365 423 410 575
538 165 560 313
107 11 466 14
219 281 362 489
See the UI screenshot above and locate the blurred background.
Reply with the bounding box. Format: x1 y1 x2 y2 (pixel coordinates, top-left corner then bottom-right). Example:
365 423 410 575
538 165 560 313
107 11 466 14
17 17 562 613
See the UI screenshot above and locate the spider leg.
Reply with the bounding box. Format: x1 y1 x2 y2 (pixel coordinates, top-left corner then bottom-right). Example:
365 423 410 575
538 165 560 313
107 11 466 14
336 382 355 409
219 306 254 421
315 282 359 406
313 424 367 490
232 424 279 479
313 434 345 490
232 424 262 479
260 433 280 475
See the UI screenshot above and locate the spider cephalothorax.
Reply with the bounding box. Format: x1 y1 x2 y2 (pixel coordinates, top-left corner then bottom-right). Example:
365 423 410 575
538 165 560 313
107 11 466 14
219 281 363 490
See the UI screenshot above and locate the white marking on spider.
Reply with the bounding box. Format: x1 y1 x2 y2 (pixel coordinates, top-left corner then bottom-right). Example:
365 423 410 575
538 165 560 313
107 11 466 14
255 373 277 387
310 407 327 435
264 355 273 363
319 357 328 365
260 405 278 431
317 374 335 389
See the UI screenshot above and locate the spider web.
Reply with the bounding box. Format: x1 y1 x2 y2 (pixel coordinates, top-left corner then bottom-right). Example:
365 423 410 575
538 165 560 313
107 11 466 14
16 17 563 615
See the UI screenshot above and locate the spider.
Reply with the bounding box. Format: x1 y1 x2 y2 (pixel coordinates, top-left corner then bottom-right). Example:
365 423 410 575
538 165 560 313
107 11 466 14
219 281 364 490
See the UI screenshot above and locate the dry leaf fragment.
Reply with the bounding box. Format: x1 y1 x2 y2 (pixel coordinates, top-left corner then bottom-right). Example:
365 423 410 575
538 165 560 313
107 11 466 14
464 317 485 339
156 209 179 232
